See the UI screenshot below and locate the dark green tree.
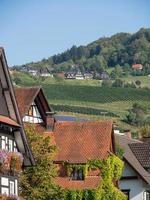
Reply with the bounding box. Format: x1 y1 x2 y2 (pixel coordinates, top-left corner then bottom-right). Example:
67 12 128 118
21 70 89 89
126 103 148 126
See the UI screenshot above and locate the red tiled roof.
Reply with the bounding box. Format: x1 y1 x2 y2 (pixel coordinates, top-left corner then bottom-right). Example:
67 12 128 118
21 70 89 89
24 120 114 163
53 120 113 163
0 115 20 127
132 64 143 69
15 87 41 117
55 176 101 189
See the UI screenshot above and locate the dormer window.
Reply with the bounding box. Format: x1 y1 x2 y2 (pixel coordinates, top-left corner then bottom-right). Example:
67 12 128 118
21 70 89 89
23 101 43 123
72 169 84 180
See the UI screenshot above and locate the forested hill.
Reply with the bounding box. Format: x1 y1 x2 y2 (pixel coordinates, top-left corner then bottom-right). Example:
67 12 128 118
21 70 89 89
14 28 150 74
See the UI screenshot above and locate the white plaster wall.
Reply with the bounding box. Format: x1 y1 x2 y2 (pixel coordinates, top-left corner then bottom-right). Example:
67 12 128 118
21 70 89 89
119 162 150 200
122 163 137 177
120 179 148 200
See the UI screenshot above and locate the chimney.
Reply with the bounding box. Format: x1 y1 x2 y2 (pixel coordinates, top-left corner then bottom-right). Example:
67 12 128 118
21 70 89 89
124 130 132 139
45 111 55 130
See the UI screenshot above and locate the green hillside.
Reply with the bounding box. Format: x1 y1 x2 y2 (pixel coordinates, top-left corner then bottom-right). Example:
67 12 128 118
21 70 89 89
12 72 150 131
13 28 150 76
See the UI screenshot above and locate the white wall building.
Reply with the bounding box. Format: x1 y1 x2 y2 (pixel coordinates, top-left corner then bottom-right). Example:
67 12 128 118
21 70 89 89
115 134 150 200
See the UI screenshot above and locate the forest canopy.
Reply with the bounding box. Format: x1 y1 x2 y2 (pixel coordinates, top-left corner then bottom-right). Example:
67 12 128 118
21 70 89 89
13 28 150 75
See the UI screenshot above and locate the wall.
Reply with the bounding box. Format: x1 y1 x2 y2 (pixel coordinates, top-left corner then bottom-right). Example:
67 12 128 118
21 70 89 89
119 162 150 200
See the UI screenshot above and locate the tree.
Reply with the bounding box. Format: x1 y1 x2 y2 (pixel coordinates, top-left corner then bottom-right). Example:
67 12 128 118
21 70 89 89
20 125 62 200
110 65 123 79
139 125 150 138
135 80 141 87
126 103 148 126
112 79 125 87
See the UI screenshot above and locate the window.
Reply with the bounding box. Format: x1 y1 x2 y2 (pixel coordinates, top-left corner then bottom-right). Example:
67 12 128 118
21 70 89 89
1 177 18 196
144 191 150 200
0 136 17 152
72 169 84 180
1 177 9 195
1 187 9 195
122 190 130 200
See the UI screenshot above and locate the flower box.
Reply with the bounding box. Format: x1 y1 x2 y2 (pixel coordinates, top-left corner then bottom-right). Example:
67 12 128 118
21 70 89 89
0 150 23 174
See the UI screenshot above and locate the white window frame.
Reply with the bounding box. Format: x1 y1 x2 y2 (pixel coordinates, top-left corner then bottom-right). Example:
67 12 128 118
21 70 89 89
1 177 18 196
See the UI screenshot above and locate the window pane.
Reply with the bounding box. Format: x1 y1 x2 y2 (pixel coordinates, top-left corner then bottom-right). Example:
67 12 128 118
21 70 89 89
15 179 18 196
9 139 13 152
78 170 83 180
1 177 9 186
72 169 84 180
10 181 15 195
1 187 9 195
2 139 6 149
14 141 17 152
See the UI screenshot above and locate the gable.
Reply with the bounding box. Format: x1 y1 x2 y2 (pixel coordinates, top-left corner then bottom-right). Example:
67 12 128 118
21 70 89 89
15 87 53 125
23 101 43 123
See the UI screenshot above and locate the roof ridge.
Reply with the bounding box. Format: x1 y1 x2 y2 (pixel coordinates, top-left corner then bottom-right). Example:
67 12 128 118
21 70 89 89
56 119 113 124
15 86 42 90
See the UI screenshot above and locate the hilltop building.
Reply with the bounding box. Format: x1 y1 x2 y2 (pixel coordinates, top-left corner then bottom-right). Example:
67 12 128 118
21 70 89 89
65 71 93 80
24 67 53 77
132 64 143 70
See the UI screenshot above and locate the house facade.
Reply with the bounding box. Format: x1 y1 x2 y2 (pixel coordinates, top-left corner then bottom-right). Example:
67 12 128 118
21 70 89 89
0 48 34 197
100 71 110 80
65 71 85 80
115 134 150 200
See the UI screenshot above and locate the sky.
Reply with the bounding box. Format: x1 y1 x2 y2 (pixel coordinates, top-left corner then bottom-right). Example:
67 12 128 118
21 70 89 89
0 0 150 66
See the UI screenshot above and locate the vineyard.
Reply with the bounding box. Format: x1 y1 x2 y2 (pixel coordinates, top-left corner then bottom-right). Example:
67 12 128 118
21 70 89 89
51 104 118 117
43 84 150 118
12 72 150 130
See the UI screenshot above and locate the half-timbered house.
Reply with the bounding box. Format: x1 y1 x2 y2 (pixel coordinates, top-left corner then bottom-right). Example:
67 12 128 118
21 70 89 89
0 48 34 197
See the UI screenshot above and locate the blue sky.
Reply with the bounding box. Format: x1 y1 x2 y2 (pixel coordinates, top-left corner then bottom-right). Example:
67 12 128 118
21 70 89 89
0 0 150 66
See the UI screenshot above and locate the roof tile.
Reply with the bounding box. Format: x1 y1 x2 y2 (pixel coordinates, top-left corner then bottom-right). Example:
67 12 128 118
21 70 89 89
0 115 20 127
15 87 40 117
55 176 101 189
53 120 113 163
